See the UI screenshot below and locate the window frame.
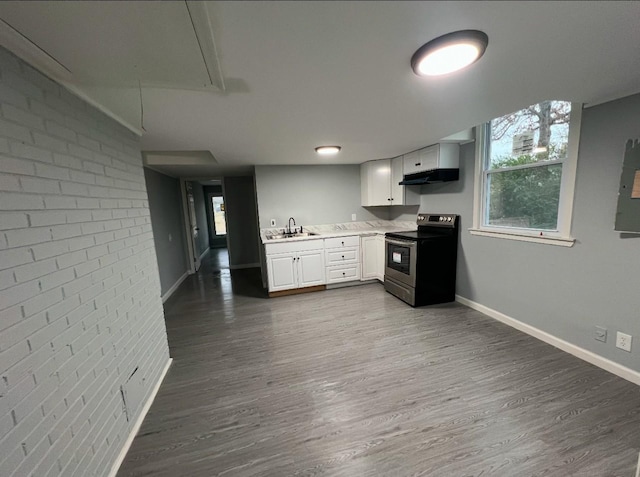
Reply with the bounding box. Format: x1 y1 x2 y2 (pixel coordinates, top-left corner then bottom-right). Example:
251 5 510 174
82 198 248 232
471 102 582 247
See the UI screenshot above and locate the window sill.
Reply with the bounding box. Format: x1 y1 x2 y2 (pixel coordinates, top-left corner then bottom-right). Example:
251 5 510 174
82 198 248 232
468 228 575 247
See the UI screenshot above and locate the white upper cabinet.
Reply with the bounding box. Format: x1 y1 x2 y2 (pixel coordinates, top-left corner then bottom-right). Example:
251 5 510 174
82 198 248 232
361 156 419 206
360 159 391 206
402 150 422 176
403 144 460 176
390 156 405 206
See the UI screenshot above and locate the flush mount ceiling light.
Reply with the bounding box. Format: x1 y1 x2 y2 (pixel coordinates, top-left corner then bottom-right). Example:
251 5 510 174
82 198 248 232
411 30 488 77
315 146 341 155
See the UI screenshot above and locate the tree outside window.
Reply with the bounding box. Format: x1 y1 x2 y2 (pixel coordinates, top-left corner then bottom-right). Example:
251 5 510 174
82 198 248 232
483 101 572 230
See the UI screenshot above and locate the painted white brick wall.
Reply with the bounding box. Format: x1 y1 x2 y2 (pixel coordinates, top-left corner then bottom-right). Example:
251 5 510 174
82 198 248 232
0 47 170 477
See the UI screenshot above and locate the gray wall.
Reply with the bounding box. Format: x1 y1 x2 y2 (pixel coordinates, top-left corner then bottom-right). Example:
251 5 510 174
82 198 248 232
223 176 260 267
0 47 170 477
191 181 210 258
144 168 189 295
420 93 640 372
254 165 388 229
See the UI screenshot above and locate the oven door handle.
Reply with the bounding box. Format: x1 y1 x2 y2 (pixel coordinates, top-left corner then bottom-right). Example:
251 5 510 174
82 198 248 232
386 238 417 248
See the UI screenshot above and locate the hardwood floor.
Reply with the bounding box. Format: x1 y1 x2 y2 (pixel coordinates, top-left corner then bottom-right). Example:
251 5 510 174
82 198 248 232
118 254 640 476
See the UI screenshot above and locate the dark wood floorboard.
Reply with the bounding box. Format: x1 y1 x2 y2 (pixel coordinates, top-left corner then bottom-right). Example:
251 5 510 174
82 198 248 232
117 251 640 477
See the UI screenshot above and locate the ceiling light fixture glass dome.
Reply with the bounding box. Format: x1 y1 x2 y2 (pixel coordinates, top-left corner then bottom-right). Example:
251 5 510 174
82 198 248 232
411 30 488 77
315 146 341 155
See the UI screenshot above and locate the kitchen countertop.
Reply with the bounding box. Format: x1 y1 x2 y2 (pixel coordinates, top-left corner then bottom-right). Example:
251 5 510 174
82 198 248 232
261 220 417 244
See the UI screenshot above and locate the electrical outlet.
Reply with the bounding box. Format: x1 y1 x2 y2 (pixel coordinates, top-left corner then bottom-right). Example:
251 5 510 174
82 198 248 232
270 219 276 227
616 331 632 352
168 234 172 242
351 213 357 221
594 326 607 342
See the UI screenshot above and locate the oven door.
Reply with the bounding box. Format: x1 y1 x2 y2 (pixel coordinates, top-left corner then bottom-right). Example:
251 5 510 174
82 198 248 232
385 238 417 287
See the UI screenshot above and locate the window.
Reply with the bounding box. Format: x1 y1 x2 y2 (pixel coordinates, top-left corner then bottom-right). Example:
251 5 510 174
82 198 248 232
211 196 227 236
472 101 582 246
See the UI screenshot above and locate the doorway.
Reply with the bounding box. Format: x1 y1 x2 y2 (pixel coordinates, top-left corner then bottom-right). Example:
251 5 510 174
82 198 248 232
207 191 228 249
184 181 202 272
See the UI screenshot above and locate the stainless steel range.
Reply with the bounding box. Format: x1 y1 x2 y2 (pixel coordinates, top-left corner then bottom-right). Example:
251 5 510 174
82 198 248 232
384 213 459 307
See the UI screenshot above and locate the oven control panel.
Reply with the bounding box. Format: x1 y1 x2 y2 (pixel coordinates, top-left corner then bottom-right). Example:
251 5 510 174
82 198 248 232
417 213 458 227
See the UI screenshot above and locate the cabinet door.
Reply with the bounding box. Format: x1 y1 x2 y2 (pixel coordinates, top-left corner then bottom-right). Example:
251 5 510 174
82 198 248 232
419 145 439 171
390 156 404 205
403 150 422 175
375 235 385 281
365 159 392 206
267 253 297 292
297 250 325 288
392 156 419 206
361 236 379 280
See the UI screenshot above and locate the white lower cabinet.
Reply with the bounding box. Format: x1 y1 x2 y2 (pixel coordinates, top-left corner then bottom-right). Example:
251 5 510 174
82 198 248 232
327 264 360 283
267 253 297 291
297 250 325 288
265 240 325 292
265 234 386 292
361 234 385 281
324 235 361 284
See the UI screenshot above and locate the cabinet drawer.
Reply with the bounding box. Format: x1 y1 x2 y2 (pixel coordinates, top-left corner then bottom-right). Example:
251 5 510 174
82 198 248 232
326 264 361 283
325 247 359 265
324 235 359 249
265 238 323 256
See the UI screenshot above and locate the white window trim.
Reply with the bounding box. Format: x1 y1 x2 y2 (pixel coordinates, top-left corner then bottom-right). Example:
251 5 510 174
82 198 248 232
470 102 582 247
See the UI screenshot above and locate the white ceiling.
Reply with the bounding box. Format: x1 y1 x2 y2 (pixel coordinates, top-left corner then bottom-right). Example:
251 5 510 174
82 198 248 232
1 1 639 177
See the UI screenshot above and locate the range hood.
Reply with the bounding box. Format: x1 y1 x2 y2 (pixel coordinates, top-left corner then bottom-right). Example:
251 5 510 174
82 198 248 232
399 168 459 185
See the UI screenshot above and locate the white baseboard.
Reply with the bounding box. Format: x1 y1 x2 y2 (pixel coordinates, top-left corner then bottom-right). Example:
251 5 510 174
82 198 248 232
455 295 640 387
229 262 260 270
199 247 210 261
161 272 188 303
107 357 173 477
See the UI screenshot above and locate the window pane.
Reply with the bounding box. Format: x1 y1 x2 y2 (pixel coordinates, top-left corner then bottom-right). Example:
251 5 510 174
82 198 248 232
489 101 571 170
211 196 226 236
486 163 562 230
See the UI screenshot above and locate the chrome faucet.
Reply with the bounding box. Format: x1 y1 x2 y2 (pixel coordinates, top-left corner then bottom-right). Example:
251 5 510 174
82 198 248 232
287 217 296 234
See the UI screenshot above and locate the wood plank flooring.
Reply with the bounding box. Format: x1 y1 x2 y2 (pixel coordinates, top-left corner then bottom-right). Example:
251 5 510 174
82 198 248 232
118 251 640 476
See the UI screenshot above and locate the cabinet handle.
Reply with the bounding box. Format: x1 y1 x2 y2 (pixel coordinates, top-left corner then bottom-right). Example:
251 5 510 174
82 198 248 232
387 198 391 201
415 163 420 166
342 255 345 259
342 272 346 276
341 241 344 245
292 257 295 262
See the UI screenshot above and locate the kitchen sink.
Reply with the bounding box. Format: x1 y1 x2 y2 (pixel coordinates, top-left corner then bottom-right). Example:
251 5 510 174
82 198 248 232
267 232 318 240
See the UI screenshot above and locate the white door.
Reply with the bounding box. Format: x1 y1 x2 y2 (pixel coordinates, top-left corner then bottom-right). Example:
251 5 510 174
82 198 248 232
390 156 404 205
375 234 386 281
185 182 201 271
360 236 379 280
267 253 297 292
297 250 325 288
368 159 392 206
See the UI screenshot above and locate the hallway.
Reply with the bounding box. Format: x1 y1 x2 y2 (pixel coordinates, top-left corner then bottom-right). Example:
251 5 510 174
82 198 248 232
117 260 640 476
